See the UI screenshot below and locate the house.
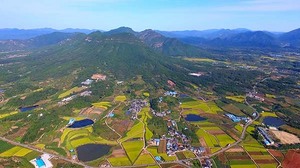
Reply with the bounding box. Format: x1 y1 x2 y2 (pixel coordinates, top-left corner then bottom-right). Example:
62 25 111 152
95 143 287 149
81 79 93 85
91 74 106 81
167 80 176 87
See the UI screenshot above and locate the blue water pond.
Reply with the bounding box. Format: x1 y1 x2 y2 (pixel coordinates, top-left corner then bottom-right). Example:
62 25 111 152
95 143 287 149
68 119 94 128
76 144 111 162
19 105 39 112
263 117 285 128
185 114 206 122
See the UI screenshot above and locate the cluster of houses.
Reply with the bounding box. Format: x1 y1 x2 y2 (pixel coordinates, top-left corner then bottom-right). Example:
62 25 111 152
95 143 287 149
126 99 148 119
225 113 250 123
150 119 205 160
151 109 172 117
59 73 107 105
246 91 265 101
257 127 275 146
164 91 178 97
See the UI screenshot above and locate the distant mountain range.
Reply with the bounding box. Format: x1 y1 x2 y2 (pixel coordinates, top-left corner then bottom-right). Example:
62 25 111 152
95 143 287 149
0 27 299 49
0 28 97 40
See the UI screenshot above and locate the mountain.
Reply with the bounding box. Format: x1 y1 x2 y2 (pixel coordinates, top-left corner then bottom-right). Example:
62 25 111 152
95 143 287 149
279 28 300 47
157 28 250 39
0 32 80 51
137 29 205 56
11 31 195 90
180 31 279 48
104 27 137 36
0 28 96 40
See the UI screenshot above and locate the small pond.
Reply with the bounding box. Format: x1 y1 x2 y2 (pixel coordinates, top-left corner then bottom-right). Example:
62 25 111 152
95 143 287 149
76 144 111 162
68 119 94 128
185 114 206 122
263 117 285 128
0 89 5 93
19 105 39 112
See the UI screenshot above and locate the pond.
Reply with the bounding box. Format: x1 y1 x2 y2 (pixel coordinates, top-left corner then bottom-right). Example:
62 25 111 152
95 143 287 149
68 119 94 128
76 144 111 162
19 105 39 112
0 89 4 93
263 117 285 128
185 114 206 122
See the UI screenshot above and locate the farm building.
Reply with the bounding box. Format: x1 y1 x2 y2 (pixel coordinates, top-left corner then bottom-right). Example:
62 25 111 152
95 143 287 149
91 73 106 81
30 154 53 168
81 79 93 85
257 127 274 146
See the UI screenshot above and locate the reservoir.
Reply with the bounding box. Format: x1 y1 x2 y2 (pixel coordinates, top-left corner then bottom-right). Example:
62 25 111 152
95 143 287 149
76 144 111 162
185 114 206 122
19 105 39 112
68 119 94 128
263 117 285 128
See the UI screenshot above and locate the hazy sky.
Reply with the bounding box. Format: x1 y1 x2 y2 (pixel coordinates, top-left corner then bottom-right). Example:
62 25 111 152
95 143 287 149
1 0 300 32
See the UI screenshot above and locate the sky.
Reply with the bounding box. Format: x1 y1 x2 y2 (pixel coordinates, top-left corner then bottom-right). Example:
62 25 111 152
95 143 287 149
1 0 300 32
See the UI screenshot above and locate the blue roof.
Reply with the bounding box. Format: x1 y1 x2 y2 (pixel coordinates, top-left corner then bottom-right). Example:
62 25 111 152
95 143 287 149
36 158 46 167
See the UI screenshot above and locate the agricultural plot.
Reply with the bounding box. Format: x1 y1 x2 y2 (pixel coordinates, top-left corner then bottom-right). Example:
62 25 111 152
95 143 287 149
92 101 112 109
180 99 222 114
108 156 132 166
58 86 85 98
114 95 126 102
122 140 144 163
147 147 177 161
0 111 18 119
134 153 156 165
0 146 32 157
225 151 256 168
261 112 277 117
226 96 245 103
196 124 236 153
242 135 278 167
120 121 144 142
221 104 244 116
61 127 116 150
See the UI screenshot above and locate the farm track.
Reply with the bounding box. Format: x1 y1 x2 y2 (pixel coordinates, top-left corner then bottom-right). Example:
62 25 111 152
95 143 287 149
0 77 269 167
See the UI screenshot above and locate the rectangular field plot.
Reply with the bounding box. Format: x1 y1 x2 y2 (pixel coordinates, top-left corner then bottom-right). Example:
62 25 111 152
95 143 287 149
147 147 177 161
0 146 32 157
108 156 132 166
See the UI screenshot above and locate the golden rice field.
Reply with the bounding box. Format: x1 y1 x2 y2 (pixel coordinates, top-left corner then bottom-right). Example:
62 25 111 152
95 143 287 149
108 156 132 166
122 140 144 163
0 146 32 157
58 86 85 99
92 101 112 109
114 95 127 102
0 111 18 119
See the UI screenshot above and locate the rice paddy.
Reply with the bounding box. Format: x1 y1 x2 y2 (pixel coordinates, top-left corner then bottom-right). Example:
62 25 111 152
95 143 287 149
58 86 85 99
114 95 127 102
226 96 245 102
122 140 144 163
92 101 112 109
0 111 18 119
180 99 222 114
0 146 32 157
108 156 132 166
147 147 177 161
134 154 156 165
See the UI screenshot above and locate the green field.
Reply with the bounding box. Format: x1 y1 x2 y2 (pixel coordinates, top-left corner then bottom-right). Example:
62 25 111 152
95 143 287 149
61 127 116 150
147 147 177 161
122 140 144 163
108 156 132 166
120 122 144 142
180 99 222 114
134 154 156 165
226 96 245 102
